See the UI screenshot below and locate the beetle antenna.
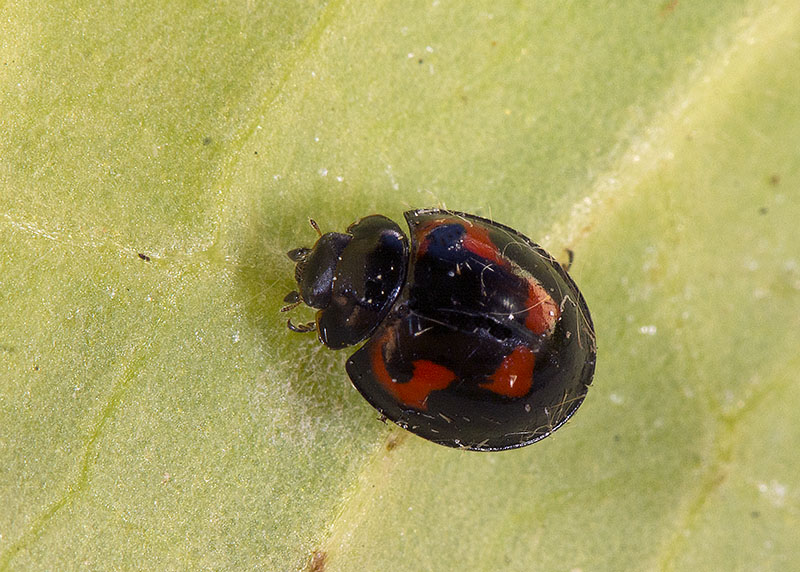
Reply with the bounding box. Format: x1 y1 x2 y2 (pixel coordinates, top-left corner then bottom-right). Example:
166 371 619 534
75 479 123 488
309 218 322 237
281 300 302 313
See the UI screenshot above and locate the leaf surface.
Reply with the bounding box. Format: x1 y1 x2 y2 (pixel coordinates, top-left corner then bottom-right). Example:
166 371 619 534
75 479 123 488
1 1 798 570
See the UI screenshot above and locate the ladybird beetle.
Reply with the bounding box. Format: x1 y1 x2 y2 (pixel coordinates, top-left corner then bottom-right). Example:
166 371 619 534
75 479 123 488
283 209 596 451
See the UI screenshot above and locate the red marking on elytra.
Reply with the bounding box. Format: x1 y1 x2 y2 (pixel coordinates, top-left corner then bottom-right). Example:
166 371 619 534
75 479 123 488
480 345 535 398
524 279 560 335
413 219 447 258
415 218 507 268
460 224 506 266
371 332 396 386
403 360 457 408
371 338 456 409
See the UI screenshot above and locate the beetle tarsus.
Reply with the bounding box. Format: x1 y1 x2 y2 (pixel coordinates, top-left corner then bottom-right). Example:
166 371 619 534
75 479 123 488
287 247 310 262
287 318 316 333
281 291 302 312
561 248 575 273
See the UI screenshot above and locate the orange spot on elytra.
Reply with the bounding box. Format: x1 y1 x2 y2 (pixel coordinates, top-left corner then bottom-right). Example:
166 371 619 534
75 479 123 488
371 339 456 410
461 224 506 266
371 335 395 387
415 217 507 269
413 219 450 258
525 279 560 335
481 346 534 398
403 361 457 409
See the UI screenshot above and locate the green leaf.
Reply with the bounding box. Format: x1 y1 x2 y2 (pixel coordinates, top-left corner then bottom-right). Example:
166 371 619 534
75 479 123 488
2 0 799 570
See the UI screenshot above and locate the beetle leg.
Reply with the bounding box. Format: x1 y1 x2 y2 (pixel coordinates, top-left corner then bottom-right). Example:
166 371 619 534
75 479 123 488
560 248 575 273
287 247 310 262
281 291 302 312
287 318 316 333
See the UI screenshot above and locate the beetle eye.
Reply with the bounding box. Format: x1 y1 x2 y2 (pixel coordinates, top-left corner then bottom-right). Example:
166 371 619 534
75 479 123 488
287 247 310 262
283 291 300 304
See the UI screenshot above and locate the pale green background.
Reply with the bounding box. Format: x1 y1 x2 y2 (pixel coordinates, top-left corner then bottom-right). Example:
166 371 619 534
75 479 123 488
1 1 799 570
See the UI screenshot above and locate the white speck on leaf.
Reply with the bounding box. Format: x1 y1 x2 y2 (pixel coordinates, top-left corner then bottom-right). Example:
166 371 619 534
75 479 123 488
757 481 787 507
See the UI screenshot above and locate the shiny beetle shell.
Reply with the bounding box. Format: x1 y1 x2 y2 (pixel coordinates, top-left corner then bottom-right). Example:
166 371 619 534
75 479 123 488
284 209 596 451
